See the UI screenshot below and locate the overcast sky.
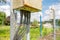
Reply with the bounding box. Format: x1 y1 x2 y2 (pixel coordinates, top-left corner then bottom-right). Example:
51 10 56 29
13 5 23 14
0 0 60 22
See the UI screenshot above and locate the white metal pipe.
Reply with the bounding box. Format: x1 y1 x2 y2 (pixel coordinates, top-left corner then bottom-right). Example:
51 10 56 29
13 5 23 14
53 9 56 40
26 12 31 40
51 8 56 40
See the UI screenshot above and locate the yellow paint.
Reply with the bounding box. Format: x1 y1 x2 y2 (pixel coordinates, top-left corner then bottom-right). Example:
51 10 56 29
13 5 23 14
12 0 42 12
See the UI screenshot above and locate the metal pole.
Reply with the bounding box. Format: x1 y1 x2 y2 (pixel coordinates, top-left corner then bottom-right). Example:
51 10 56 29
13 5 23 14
26 11 31 40
53 9 56 40
40 15 42 38
10 0 16 40
51 8 56 40
13 10 24 40
13 10 19 40
17 10 24 40
14 10 17 21
24 10 27 40
10 9 17 40
20 10 24 26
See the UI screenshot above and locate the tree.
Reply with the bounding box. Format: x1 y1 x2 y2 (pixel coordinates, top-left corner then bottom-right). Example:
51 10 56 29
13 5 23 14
56 19 60 26
0 0 6 3
4 16 10 25
31 19 39 28
0 11 6 25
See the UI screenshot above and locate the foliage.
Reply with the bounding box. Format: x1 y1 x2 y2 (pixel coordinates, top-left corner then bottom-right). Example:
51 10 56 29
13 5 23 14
0 26 58 40
30 27 53 40
0 26 10 36
0 11 6 25
56 19 60 26
30 27 40 40
4 16 10 25
31 19 39 28
0 0 6 3
58 21 60 26
0 26 10 40
42 27 53 36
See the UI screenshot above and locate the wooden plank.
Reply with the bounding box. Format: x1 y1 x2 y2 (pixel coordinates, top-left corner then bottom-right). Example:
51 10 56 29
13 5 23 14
12 0 42 12
12 0 23 9
24 0 42 10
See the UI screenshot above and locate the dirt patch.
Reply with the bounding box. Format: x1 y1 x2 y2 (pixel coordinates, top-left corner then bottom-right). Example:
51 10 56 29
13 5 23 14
39 30 60 40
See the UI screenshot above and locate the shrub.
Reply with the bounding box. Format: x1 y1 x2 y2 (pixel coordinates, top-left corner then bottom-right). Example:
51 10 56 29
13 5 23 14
4 16 10 25
31 19 39 28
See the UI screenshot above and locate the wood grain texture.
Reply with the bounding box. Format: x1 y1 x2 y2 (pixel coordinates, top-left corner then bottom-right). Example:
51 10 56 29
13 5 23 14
12 0 42 12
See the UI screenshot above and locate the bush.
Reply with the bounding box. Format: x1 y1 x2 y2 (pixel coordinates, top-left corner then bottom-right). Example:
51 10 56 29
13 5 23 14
42 27 53 36
31 19 39 28
0 11 6 25
4 16 10 25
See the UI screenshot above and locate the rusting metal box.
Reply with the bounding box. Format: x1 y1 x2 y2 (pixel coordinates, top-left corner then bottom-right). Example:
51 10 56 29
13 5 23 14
12 0 42 12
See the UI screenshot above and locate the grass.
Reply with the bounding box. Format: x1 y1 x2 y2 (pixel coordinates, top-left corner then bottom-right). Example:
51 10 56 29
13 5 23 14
30 27 53 40
0 25 60 40
56 28 60 40
57 35 60 40
30 27 40 40
0 26 10 40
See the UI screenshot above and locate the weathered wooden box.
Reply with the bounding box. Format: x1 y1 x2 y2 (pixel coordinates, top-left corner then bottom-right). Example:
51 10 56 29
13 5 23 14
12 0 42 12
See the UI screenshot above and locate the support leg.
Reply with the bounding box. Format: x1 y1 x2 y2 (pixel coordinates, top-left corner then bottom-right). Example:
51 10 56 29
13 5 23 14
24 11 27 40
20 10 24 25
13 10 24 40
26 11 31 40
18 10 24 40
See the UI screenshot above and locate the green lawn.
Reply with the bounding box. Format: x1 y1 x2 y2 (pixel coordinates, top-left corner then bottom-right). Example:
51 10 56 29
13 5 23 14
0 26 60 40
30 27 40 40
0 26 10 40
30 27 53 40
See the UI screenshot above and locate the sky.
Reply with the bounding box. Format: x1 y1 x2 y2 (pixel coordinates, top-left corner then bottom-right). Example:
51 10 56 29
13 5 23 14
42 0 60 13
0 0 10 17
0 0 10 5
42 0 60 21
0 0 60 22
